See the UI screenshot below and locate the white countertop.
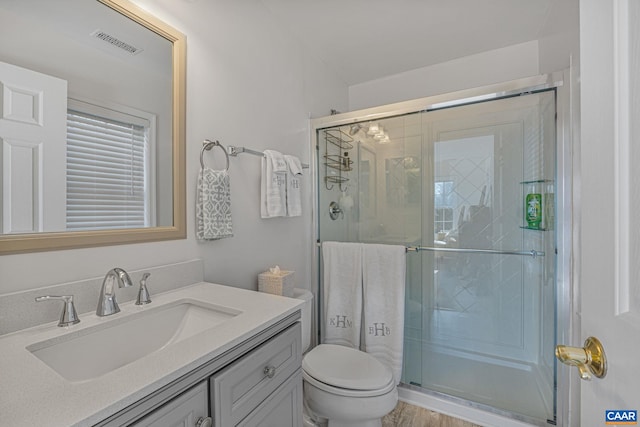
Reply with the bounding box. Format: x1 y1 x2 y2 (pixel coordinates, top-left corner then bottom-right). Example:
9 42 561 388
0 282 303 426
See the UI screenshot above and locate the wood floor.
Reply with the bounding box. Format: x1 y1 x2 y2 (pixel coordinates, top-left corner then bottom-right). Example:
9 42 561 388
382 401 482 427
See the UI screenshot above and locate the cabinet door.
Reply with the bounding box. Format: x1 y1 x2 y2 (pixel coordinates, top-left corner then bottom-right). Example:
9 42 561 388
211 323 301 426
131 381 209 427
238 370 302 427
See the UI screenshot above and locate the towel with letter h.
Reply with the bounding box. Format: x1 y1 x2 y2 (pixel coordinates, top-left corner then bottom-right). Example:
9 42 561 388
284 154 303 217
261 150 303 218
322 241 363 348
362 243 406 384
322 241 406 384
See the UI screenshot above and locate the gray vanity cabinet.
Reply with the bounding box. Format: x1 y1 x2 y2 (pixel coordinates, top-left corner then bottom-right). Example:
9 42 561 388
97 314 302 427
131 381 209 427
210 321 302 426
236 370 302 427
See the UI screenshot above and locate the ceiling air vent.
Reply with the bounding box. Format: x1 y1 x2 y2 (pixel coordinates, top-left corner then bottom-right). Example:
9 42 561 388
90 30 143 55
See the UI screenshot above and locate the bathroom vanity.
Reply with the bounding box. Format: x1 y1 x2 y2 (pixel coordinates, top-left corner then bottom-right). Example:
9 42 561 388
0 282 303 426
120 321 302 427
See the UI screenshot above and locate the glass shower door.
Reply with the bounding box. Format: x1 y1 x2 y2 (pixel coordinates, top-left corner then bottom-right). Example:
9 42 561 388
405 91 556 424
316 89 557 425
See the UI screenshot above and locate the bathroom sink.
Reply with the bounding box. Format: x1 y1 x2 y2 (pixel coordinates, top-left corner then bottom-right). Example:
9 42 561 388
27 299 241 382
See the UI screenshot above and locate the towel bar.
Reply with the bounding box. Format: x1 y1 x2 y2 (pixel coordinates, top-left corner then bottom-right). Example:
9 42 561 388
228 145 309 169
200 139 230 171
315 242 543 258
405 246 544 258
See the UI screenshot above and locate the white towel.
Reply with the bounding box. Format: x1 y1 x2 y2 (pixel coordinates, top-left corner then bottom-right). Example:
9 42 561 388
322 241 363 349
266 149 288 172
284 154 302 217
362 243 406 384
261 150 287 218
196 168 233 240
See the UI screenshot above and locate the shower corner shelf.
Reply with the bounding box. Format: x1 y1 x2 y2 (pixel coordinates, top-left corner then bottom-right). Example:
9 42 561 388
520 225 549 231
324 154 353 172
323 127 355 191
324 129 354 150
521 179 554 232
325 175 349 185
520 179 554 185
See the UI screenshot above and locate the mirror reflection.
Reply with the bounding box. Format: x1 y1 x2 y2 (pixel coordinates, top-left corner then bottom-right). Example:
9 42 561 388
0 0 174 235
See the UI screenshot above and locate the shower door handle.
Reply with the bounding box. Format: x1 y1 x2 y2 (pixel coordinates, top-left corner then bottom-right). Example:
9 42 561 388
555 336 607 381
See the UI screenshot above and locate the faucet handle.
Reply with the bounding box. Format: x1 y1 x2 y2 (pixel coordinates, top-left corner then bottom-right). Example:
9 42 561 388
135 273 152 305
35 295 80 327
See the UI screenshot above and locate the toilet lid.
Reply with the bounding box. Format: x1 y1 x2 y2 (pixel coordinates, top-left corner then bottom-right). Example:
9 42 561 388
302 344 394 391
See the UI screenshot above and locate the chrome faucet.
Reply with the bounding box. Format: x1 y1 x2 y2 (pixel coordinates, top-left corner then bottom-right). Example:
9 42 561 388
96 268 133 316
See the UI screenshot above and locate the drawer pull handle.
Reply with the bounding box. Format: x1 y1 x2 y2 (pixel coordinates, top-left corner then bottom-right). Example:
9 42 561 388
263 365 276 378
196 416 212 427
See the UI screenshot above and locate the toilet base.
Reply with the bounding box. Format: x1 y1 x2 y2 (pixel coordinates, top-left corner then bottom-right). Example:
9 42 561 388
303 398 327 427
303 380 397 427
304 405 380 427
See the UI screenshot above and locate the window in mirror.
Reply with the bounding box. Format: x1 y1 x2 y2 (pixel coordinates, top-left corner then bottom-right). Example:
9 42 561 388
66 99 156 231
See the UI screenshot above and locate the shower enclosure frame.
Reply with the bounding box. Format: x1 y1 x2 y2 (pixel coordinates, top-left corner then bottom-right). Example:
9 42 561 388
309 71 578 426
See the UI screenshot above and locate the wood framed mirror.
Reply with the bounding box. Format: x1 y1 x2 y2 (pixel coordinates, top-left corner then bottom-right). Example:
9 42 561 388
0 0 186 254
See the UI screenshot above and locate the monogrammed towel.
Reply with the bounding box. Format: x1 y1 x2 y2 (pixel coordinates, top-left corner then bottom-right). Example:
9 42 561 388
196 168 233 240
284 154 302 217
260 150 287 218
362 243 406 384
322 241 363 348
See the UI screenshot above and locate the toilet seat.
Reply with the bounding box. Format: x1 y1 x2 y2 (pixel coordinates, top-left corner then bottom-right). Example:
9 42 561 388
303 369 396 398
302 344 396 397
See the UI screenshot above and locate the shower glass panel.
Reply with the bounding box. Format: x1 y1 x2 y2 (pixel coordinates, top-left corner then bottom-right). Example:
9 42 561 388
316 90 556 425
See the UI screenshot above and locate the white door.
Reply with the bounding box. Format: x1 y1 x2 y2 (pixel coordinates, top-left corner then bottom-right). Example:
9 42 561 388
568 0 640 424
0 60 67 233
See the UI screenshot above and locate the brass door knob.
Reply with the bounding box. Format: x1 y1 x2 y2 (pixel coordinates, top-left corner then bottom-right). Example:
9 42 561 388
555 336 607 380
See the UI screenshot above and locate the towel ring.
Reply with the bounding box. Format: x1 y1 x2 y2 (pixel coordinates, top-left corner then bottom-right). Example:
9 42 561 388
200 139 230 171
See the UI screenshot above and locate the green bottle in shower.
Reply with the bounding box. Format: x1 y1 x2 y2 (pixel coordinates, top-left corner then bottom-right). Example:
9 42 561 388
526 191 542 229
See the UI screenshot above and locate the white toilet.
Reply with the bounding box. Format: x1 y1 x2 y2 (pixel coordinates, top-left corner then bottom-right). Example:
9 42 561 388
293 288 398 427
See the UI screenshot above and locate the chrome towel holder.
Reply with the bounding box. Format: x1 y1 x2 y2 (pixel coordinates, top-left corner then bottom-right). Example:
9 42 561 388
228 145 309 169
200 139 230 171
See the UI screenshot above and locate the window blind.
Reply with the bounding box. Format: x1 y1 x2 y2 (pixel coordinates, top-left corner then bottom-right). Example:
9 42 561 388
66 107 149 230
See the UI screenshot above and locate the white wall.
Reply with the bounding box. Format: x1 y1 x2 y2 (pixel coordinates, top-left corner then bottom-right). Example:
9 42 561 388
157 0 348 290
347 10 581 113
537 0 580 75
348 41 540 111
0 0 347 295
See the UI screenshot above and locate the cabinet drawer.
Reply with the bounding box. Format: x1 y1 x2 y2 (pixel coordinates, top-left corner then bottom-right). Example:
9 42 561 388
238 369 302 427
211 323 301 426
130 381 209 427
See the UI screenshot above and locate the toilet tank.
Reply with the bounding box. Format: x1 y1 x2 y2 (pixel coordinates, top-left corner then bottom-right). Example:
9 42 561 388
292 288 313 352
